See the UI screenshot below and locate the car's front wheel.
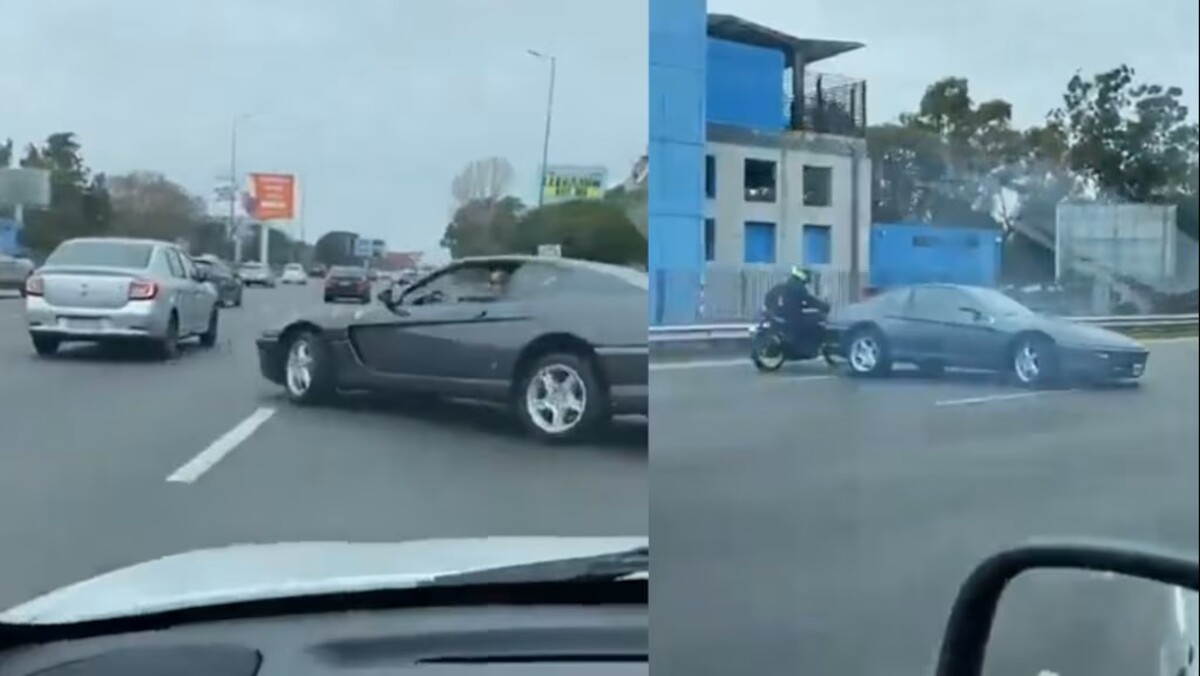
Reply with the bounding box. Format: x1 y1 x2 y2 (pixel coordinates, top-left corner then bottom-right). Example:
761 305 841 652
1010 334 1058 388
284 331 335 404
514 352 608 443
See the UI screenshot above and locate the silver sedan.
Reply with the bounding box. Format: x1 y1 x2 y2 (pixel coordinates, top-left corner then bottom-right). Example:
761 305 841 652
23 237 220 359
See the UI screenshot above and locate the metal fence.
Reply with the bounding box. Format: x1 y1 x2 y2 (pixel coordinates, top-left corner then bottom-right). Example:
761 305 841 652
652 263 1200 325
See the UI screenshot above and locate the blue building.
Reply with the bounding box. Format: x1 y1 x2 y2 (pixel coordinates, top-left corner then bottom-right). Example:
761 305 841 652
649 5 871 323
0 218 21 256
869 224 1003 289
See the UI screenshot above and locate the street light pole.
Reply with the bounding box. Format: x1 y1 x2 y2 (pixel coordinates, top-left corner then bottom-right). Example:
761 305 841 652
228 114 251 264
527 50 556 208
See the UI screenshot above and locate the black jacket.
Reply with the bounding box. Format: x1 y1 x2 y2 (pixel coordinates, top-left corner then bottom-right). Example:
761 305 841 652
765 278 829 322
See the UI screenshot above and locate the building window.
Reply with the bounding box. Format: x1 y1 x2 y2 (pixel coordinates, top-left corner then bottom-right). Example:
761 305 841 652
705 155 716 199
743 159 777 203
802 165 832 206
802 224 832 266
743 221 777 263
704 219 716 261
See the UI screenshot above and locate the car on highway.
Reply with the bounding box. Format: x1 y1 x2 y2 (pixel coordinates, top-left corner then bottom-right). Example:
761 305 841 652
257 255 649 442
239 260 275 287
23 237 220 358
191 254 243 307
0 537 648 675
322 265 372 303
0 254 34 297
825 283 1150 387
280 263 308 285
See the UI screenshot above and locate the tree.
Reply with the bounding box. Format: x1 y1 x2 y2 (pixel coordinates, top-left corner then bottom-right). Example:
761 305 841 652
509 200 645 265
450 157 514 206
107 171 204 241
314 230 360 266
16 132 111 253
603 183 647 239
440 195 524 258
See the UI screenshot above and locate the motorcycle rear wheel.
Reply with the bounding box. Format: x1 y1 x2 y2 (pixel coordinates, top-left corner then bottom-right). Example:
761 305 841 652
751 333 787 372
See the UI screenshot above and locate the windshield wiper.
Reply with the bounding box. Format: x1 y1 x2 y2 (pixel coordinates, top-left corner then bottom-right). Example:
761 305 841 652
420 547 648 587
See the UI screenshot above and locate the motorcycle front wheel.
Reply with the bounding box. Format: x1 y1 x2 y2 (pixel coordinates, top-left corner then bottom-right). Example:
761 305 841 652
751 331 787 372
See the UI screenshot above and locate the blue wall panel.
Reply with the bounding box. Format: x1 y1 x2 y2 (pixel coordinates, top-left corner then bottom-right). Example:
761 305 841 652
870 224 1003 288
648 0 707 324
802 225 832 266
743 222 777 263
705 38 786 132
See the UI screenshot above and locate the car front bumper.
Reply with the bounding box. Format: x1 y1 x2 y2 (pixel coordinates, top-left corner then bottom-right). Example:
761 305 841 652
1058 345 1150 381
595 346 648 415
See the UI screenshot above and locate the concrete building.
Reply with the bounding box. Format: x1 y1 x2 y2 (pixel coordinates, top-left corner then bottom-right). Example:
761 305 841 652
701 16 872 277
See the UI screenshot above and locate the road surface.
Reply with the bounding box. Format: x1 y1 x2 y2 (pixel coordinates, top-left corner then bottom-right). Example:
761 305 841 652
0 283 646 609
651 342 1199 675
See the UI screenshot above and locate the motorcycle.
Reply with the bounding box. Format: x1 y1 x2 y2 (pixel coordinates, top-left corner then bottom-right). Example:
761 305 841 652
749 307 836 372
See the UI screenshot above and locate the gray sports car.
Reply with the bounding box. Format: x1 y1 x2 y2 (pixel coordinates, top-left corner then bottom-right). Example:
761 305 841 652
825 283 1150 386
256 254 648 442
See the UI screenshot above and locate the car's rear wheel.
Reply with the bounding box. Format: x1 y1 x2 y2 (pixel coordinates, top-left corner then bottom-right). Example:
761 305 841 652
199 308 219 348
31 334 60 357
515 352 607 443
844 326 892 377
155 313 180 360
1010 334 1058 388
284 331 335 404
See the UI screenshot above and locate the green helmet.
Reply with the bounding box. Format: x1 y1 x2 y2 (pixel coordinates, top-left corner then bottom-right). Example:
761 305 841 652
789 266 809 282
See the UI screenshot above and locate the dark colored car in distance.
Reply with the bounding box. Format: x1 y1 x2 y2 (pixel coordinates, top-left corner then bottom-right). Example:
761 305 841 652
825 283 1150 387
256 255 649 442
192 255 243 307
323 266 372 304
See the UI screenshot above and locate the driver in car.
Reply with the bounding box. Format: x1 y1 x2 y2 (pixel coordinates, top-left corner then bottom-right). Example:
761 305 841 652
488 269 509 296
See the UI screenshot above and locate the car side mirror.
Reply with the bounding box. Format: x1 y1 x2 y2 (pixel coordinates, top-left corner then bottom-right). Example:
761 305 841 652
377 287 395 305
934 540 1198 676
192 269 208 282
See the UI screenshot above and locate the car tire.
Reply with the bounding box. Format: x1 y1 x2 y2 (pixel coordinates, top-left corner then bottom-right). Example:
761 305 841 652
514 351 608 444
155 313 181 360
283 330 336 405
31 334 60 357
1010 333 1058 389
199 307 219 348
844 325 892 377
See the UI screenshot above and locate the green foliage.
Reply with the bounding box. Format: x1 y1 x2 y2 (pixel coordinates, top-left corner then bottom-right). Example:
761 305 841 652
868 66 1198 279
3 132 304 260
509 199 646 266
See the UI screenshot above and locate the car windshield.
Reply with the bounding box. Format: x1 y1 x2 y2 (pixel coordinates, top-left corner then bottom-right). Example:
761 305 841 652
44 240 154 268
329 266 365 278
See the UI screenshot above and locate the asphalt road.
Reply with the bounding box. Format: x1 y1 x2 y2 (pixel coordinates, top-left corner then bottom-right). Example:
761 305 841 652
650 343 1199 676
0 283 646 610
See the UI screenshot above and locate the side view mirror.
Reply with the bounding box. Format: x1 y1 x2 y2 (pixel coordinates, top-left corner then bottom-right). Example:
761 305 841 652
192 269 209 282
935 540 1198 676
377 287 394 305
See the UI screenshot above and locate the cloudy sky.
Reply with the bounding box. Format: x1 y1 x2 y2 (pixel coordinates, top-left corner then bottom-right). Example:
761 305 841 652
709 0 1198 128
2 0 648 259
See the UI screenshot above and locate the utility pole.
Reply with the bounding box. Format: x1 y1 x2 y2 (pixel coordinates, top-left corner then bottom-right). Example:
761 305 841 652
528 50 557 208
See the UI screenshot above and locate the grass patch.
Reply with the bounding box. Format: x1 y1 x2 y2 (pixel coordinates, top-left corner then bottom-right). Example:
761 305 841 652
1115 324 1198 340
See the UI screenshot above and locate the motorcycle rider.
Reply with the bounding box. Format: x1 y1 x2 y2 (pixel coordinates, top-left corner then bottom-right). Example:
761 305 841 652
764 266 830 351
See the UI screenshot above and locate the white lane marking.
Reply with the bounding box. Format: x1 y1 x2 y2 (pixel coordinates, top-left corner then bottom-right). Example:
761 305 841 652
651 358 747 371
166 407 277 484
933 391 1061 407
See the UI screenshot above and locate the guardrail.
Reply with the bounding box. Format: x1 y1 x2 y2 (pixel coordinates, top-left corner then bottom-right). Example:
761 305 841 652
649 314 1200 343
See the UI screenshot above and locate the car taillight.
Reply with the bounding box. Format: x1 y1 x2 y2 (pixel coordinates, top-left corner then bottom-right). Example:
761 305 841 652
24 274 43 297
128 279 158 300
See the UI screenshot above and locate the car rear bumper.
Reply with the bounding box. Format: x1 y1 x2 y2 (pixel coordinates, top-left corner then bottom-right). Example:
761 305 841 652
25 296 170 340
596 346 648 415
1058 345 1150 380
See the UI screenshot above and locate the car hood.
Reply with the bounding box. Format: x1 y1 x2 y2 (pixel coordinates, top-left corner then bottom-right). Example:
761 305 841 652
1032 316 1145 350
1 537 647 625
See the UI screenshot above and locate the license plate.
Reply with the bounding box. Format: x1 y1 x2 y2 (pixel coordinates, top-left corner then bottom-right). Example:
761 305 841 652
63 317 102 331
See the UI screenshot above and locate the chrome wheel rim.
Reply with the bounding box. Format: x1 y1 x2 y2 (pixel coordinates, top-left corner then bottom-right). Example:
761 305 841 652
849 336 879 372
1014 342 1040 383
525 363 587 434
286 339 315 396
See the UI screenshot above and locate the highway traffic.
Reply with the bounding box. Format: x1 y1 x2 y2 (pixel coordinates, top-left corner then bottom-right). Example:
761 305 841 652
0 281 647 610
650 341 1199 675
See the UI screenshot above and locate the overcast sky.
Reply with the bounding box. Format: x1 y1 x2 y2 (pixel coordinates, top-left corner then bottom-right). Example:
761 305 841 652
710 0 1198 128
2 0 647 259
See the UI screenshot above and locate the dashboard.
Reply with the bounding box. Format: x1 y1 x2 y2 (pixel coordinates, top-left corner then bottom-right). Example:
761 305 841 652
0 604 648 676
